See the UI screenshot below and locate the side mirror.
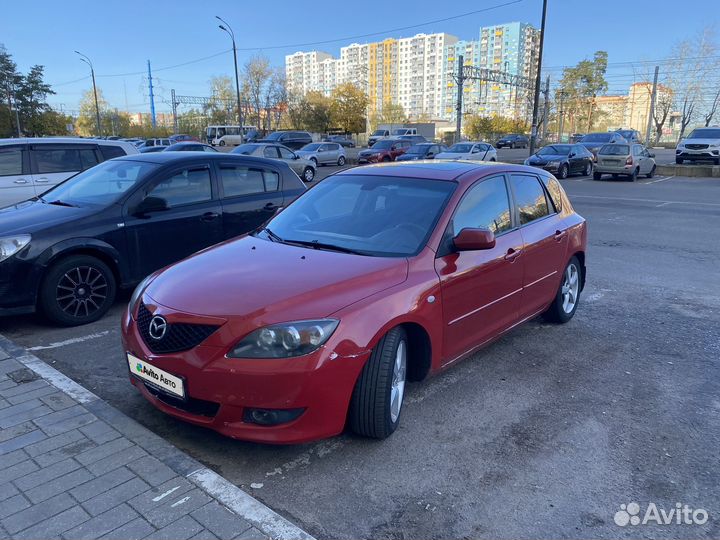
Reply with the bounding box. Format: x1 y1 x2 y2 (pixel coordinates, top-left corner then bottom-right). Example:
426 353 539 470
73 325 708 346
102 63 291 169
453 228 496 251
133 196 168 216
569 152 576 158
292 154 299 159
649 153 656 158
427 152 434 157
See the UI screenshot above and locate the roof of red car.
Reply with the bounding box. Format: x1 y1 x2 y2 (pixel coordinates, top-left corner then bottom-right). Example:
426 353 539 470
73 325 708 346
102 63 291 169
339 160 542 183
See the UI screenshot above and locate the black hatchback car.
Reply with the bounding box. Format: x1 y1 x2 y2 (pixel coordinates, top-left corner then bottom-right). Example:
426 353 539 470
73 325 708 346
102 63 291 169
0 153 305 326
495 134 529 148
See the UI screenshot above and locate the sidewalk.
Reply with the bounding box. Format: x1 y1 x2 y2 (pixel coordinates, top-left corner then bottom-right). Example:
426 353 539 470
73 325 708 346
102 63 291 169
0 336 313 540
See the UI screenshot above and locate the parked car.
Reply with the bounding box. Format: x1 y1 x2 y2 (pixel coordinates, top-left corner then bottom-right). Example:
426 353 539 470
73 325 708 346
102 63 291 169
357 139 412 163
395 143 448 161
391 128 417 137
231 143 317 182
138 138 172 149
0 138 139 208
121 161 586 443
323 135 355 148
397 135 428 144
368 129 390 146
435 142 497 161
163 143 218 152
257 131 313 150
594 143 656 181
578 132 627 157
0 153 306 325
675 127 720 165
139 146 166 154
296 142 346 167
495 134 529 149
169 134 199 143
569 133 585 144
524 144 594 179
614 129 643 144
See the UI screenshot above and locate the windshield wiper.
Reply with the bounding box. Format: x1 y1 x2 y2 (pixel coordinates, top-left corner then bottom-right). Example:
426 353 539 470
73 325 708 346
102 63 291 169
260 227 284 243
282 238 367 255
47 200 77 207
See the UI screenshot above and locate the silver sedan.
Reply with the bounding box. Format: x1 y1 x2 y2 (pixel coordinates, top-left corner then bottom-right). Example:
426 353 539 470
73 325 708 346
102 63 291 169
296 142 346 167
231 143 317 182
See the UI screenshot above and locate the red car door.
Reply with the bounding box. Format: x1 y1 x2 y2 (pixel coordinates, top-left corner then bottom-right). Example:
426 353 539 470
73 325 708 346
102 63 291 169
435 175 524 364
508 173 568 318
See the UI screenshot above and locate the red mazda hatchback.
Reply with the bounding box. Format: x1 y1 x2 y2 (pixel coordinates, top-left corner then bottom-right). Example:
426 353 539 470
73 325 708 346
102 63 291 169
121 161 586 444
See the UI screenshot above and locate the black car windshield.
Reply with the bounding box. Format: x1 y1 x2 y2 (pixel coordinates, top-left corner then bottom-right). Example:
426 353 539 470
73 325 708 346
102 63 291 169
260 175 456 257
599 144 630 155
447 143 473 153
406 144 432 155
581 133 612 142
371 140 395 150
616 131 635 140
232 144 261 155
39 160 159 206
687 128 720 139
301 143 323 151
538 145 572 156
264 132 285 141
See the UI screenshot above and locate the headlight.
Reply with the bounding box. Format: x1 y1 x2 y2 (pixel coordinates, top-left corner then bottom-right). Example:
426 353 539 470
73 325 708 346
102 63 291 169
677 143 685 148
228 319 339 359
710 143 719 148
523 159 530 165
129 273 157 316
0 234 31 263
548 161 560 166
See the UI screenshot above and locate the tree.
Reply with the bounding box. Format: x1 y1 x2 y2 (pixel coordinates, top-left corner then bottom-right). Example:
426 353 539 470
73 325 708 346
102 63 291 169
465 115 494 140
703 88 720 127
379 102 407 125
284 91 311 130
557 51 608 133
76 88 110 136
0 45 22 137
204 76 236 125
16 65 55 136
304 91 333 133
330 83 368 135
243 55 271 129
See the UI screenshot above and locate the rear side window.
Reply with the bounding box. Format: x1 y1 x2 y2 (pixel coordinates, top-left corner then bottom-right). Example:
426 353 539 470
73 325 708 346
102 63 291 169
219 166 279 197
99 145 127 160
148 167 212 207
79 149 99 170
510 174 550 225
543 177 563 212
0 147 23 176
33 148 83 174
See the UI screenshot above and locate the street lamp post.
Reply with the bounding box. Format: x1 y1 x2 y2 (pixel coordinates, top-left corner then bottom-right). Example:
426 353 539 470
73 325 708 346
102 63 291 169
75 51 102 136
216 16 244 140
528 0 548 156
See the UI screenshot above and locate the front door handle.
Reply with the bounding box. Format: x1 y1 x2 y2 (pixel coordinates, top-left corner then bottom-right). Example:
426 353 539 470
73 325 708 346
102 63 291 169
35 177 49 183
504 248 522 262
13 179 28 184
264 203 278 211
554 229 568 241
200 212 219 222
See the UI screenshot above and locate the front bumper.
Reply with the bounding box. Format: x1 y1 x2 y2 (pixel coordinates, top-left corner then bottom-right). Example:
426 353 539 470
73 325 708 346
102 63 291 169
0 255 41 314
676 149 719 161
527 162 560 173
358 154 380 164
121 303 370 444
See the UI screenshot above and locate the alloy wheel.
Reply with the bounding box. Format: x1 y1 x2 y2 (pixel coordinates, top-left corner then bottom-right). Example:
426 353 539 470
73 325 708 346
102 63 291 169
56 265 108 318
390 340 407 423
561 263 579 314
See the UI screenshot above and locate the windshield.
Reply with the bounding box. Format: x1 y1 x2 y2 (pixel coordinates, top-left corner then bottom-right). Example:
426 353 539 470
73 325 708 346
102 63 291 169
392 129 409 135
406 144 431 155
232 144 260 155
261 175 456 257
617 130 635 140
264 132 284 141
538 145 572 156
372 130 387 136
447 143 473 153
371 140 394 149
581 133 612 143
687 128 720 139
301 143 323 151
38 160 159 206
599 144 630 155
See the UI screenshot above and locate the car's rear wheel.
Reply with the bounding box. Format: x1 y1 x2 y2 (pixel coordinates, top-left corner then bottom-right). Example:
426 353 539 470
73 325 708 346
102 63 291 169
40 255 116 326
557 164 569 179
647 165 656 178
382 156 391 162
628 167 638 181
302 166 315 182
543 256 581 324
349 327 408 439
593 171 602 180
337 155 346 166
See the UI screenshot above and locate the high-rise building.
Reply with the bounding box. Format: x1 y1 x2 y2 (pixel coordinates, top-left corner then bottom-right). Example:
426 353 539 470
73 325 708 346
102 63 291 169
285 51 333 96
368 39 399 116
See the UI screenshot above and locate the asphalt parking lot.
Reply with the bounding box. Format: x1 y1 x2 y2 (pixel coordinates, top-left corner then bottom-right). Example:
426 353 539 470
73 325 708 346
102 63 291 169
2 170 719 538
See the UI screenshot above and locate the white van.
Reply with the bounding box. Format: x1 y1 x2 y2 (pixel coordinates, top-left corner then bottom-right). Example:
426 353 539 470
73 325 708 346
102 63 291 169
0 138 138 208
392 128 417 136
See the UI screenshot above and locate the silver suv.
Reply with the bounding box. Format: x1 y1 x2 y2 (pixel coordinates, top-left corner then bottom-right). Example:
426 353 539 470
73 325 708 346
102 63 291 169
676 127 720 165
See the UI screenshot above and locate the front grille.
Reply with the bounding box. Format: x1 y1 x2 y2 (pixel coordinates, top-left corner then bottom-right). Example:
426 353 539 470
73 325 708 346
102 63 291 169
137 302 219 354
144 383 220 417
686 144 709 150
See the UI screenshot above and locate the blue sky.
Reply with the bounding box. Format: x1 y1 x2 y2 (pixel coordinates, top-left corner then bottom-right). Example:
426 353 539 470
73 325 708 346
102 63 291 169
1 0 715 114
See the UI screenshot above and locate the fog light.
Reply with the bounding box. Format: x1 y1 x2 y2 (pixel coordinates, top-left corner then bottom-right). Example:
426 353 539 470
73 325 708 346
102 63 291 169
243 407 305 426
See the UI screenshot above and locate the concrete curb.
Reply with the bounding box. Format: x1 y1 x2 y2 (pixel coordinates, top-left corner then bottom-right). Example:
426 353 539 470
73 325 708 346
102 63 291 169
656 164 720 177
0 334 315 540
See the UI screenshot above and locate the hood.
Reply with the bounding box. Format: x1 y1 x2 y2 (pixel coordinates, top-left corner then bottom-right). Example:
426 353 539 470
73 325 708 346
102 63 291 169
145 235 409 320
295 150 316 157
580 142 605 149
0 200 97 235
396 154 421 161
435 152 464 160
680 138 720 145
530 153 565 162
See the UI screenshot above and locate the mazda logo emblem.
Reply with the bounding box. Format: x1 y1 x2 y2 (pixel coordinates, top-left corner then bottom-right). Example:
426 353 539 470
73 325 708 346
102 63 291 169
148 315 167 340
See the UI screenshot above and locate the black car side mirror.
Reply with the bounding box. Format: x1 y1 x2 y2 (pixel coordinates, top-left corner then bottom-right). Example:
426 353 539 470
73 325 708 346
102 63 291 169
133 196 168 216
569 152 576 158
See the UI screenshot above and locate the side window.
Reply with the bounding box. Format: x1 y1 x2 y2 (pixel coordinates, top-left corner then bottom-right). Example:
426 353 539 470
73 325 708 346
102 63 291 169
277 147 295 159
99 145 126 160
33 147 83 174
543 177 563 213
219 166 271 197
147 167 212 207
263 146 278 158
79 148 99 170
451 176 512 236
510 174 550 225
0 147 24 176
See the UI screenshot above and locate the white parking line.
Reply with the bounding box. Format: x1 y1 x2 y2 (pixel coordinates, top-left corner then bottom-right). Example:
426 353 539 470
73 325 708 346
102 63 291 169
27 331 110 351
645 175 675 184
571 194 720 207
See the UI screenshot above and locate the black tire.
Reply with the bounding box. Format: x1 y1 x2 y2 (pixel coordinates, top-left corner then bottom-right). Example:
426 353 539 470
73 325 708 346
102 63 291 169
557 164 568 179
628 168 638 182
40 255 116 326
543 256 581 324
349 327 408 439
337 155 346 166
593 171 602 181
381 156 391 162
510 143 515 149
302 166 315 182
219 140 226 147
647 165 656 178
676 157 683 164
583 161 593 176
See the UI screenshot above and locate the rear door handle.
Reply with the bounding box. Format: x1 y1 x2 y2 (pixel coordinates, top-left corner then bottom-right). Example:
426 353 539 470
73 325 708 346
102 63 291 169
13 179 28 184
200 212 219 222
504 248 522 262
35 177 49 183
554 229 568 241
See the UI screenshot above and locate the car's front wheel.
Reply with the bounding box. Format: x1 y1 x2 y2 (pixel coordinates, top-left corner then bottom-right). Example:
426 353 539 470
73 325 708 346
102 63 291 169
583 161 593 176
557 164 569 179
40 255 116 326
543 256 581 324
593 171 602 180
219 140 226 147
302 166 315 182
349 327 408 439
337 155 346 166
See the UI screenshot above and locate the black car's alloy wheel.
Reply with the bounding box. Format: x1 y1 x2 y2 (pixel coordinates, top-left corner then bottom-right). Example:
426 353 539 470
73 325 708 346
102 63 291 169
557 164 569 179
41 255 116 326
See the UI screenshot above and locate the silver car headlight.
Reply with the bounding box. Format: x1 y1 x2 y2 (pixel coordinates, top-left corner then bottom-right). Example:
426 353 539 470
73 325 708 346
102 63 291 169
228 319 339 359
677 143 685 148
0 234 31 263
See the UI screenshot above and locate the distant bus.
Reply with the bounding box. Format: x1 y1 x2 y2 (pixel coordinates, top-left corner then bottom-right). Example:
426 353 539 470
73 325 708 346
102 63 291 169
206 125 258 146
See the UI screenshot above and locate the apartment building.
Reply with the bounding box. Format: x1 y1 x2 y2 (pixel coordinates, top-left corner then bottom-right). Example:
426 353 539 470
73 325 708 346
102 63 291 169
285 51 333 95
368 39 398 116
